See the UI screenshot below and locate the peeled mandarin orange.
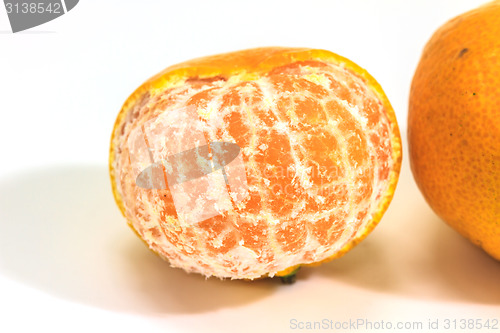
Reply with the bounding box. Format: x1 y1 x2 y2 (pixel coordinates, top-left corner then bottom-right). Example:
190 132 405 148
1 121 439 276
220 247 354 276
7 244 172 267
409 2 500 260
110 47 402 280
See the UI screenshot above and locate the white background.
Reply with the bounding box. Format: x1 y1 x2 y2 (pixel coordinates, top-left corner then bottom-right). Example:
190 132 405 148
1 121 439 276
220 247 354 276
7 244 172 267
0 1 499 332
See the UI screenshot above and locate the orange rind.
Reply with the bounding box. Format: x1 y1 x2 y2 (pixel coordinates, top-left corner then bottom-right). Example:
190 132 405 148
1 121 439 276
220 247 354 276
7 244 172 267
409 2 500 260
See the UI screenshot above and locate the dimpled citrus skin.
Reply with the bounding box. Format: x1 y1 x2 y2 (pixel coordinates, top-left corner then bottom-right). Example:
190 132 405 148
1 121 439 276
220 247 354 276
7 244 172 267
110 47 402 279
409 2 500 260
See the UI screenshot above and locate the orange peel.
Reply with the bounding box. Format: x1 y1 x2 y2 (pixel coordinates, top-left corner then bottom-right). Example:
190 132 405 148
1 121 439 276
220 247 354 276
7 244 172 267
409 2 500 260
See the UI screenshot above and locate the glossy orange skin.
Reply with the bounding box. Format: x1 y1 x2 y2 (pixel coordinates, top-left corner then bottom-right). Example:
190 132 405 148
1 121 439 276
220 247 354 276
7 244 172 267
409 1 500 260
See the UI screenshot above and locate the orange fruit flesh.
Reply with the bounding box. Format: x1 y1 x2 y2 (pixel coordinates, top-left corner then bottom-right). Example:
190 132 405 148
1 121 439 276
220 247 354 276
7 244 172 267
110 48 402 279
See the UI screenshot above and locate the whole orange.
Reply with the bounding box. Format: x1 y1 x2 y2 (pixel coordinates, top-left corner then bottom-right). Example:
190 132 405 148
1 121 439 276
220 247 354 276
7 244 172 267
110 47 402 280
409 1 500 260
